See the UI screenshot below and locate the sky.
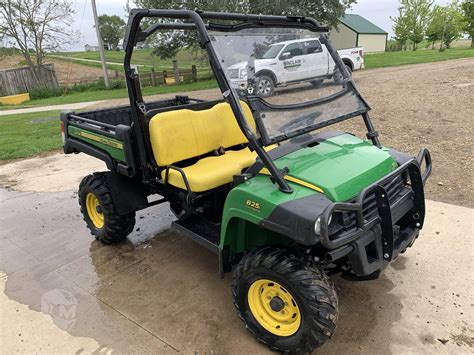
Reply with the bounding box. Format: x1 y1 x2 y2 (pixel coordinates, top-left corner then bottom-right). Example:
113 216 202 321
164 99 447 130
70 0 452 51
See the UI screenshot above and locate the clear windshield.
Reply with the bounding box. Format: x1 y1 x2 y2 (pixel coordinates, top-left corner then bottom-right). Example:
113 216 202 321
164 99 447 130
210 27 368 143
260 44 284 59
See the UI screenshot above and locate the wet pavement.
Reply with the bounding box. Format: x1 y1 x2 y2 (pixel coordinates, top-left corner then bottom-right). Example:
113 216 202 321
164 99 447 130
1 187 473 353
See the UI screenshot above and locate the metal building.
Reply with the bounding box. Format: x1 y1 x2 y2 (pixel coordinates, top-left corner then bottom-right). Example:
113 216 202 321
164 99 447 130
329 14 388 53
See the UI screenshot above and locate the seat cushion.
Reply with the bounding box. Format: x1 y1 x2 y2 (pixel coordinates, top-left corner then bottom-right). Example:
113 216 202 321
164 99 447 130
149 101 256 166
162 146 277 192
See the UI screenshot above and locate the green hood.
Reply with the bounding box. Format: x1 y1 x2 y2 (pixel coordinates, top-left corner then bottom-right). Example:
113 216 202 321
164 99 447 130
271 134 398 202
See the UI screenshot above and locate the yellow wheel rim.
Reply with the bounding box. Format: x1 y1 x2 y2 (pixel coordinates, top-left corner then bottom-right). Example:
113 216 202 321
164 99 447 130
248 279 301 336
86 193 104 229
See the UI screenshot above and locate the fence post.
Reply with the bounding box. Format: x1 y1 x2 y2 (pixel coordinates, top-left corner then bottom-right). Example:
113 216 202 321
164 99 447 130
114 70 119 79
191 65 197 82
151 68 156 86
163 70 167 84
173 60 180 84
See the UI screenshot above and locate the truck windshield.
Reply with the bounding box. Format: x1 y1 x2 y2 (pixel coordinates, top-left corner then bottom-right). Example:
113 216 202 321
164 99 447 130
210 27 368 144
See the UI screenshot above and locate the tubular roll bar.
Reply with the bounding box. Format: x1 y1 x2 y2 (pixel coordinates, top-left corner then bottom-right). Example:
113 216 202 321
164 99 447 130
122 9 375 193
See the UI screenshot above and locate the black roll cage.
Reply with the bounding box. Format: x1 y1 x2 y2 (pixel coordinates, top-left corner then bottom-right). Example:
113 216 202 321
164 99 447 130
123 9 381 193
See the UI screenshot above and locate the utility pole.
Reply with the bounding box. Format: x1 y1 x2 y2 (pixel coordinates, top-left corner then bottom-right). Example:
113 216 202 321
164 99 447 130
91 0 110 88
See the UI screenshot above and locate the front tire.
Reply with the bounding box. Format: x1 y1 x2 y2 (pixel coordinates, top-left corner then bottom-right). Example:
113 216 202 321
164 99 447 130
78 172 135 244
232 247 338 353
256 75 275 97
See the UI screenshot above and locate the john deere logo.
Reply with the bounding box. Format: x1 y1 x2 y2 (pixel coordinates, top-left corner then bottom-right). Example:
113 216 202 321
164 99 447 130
41 289 77 331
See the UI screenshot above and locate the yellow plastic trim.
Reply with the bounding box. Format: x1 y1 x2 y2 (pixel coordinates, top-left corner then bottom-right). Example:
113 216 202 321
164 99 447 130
248 279 301 336
86 193 104 229
259 168 324 194
79 131 123 149
0 93 30 105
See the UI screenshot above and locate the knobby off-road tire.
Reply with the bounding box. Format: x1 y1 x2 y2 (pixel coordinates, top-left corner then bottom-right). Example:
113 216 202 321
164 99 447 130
78 172 135 244
232 246 338 354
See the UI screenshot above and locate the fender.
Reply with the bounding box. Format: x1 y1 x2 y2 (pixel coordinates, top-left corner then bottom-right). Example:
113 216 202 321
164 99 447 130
339 55 355 70
255 69 278 85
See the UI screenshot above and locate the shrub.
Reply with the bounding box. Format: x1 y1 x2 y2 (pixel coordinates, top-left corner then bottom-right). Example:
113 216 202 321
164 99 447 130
28 79 126 100
29 86 64 100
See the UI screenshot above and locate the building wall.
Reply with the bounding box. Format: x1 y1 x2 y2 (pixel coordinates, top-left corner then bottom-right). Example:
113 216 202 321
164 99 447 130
328 23 357 50
358 34 387 52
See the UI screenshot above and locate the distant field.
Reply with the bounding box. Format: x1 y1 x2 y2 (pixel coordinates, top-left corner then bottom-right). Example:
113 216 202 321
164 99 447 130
364 47 474 69
52 48 210 74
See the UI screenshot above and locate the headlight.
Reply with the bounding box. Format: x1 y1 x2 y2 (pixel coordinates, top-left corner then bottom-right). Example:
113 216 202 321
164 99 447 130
240 69 247 79
314 214 333 235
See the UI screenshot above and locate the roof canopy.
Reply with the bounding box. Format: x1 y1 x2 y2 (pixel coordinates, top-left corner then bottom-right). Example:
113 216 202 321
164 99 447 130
339 14 387 35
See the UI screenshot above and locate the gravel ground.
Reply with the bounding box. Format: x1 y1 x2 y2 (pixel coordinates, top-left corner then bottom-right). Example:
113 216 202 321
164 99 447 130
347 58 474 207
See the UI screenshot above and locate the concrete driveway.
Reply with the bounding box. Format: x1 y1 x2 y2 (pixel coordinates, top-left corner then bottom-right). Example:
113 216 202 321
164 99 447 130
0 155 472 353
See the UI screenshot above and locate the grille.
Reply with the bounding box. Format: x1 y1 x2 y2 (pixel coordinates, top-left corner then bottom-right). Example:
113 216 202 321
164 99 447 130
329 175 407 239
361 175 406 222
227 68 240 79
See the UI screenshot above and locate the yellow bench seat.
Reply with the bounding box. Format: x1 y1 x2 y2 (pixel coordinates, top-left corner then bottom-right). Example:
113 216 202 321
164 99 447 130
162 147 275 192
149 101 273 192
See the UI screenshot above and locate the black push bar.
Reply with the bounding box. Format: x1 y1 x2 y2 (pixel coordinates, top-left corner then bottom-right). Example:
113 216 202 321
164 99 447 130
319 148 432 249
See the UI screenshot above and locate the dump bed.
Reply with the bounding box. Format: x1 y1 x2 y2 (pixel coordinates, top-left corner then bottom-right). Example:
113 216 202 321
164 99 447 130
60 96 199 177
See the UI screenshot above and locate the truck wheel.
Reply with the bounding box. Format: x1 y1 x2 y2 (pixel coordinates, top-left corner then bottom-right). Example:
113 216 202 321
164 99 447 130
256 75 275 97
78 173 135 244
310 79 324 88
333 64 352 85
232 246 338 353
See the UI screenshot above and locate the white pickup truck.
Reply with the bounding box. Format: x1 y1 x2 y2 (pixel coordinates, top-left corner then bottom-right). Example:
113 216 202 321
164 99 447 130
227 37 364 96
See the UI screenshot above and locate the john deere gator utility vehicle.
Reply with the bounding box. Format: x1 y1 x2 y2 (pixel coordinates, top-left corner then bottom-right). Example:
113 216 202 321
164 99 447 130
61 9 432 353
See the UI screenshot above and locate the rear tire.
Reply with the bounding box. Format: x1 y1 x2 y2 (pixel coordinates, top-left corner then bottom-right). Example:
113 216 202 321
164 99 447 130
232 246 338 353
333 64 352 85
78 172 135 244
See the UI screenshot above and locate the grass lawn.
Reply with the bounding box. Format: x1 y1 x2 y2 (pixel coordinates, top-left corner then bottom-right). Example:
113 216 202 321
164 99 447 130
364 47 474 69
0 79 219 161
0 110 62 161
0 79 218 111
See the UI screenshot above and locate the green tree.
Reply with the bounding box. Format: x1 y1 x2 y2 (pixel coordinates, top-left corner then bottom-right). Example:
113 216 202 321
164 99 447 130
439 1 465 49
425 1 464 51
391 0 433 51
461 0 474 48
130 0 357 59
98 15 126 50
392 12 411 49
426 5 444 48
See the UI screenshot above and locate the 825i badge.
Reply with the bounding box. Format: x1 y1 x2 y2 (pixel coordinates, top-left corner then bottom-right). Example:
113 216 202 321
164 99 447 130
246 199 261 211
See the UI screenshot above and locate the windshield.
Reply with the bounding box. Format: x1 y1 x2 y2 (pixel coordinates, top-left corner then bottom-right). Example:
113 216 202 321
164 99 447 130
210 27 368 144
259 44 284 59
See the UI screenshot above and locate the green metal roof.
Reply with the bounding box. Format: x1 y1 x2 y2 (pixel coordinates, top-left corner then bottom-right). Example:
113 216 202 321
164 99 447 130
339 14 388 35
